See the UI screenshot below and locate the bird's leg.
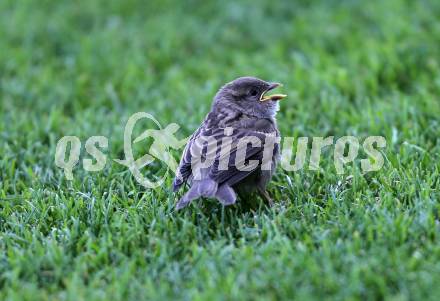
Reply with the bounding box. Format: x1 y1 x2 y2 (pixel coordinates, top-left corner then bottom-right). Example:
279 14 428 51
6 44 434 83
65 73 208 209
258 187 274 207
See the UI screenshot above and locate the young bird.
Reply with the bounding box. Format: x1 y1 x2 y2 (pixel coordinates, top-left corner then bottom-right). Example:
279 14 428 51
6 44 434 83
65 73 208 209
173 77 286 210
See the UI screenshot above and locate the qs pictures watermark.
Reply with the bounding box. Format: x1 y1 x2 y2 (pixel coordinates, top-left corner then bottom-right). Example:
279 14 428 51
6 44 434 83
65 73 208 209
55 112 387 188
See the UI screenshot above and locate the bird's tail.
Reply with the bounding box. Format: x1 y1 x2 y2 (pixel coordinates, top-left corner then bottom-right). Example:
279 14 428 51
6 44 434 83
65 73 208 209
175 180 237 210
175 179 218 210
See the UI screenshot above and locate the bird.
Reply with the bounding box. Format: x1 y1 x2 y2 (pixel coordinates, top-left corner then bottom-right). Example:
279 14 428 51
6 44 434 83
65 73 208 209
172 76 286 210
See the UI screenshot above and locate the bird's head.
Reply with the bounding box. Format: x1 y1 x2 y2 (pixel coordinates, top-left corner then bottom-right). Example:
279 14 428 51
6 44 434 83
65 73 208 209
213 77 287 118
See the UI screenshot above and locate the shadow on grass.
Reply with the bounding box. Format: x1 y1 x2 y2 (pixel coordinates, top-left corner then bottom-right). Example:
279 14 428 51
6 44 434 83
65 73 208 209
171 192 278 240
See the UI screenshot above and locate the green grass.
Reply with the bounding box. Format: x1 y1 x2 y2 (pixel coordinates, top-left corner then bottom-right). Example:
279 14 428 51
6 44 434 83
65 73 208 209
1 0 440 300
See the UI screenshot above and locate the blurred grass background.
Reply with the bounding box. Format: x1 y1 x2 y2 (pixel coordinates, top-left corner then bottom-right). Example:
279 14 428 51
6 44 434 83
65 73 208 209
1 0 440 300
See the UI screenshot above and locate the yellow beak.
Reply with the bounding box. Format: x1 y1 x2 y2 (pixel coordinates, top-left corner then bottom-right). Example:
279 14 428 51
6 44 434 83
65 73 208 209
260 83 287 102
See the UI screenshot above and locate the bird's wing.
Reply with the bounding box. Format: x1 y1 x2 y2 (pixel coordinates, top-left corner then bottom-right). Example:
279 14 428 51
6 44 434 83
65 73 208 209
172 125 204 191
208 128 279 186
173 124 278 191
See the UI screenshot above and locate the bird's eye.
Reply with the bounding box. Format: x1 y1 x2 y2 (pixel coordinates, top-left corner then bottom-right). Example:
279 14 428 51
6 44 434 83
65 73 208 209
249 89 258 97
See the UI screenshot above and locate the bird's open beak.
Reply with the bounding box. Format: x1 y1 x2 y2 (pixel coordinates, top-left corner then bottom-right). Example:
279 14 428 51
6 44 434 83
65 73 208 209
260 83 287 102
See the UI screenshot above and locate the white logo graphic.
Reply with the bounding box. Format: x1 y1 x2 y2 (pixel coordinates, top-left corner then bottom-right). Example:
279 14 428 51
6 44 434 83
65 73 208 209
55 112 388 188
114 112 187 188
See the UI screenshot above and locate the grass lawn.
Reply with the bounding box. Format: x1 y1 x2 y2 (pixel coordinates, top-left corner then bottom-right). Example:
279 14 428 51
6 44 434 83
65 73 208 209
1 0 440 300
